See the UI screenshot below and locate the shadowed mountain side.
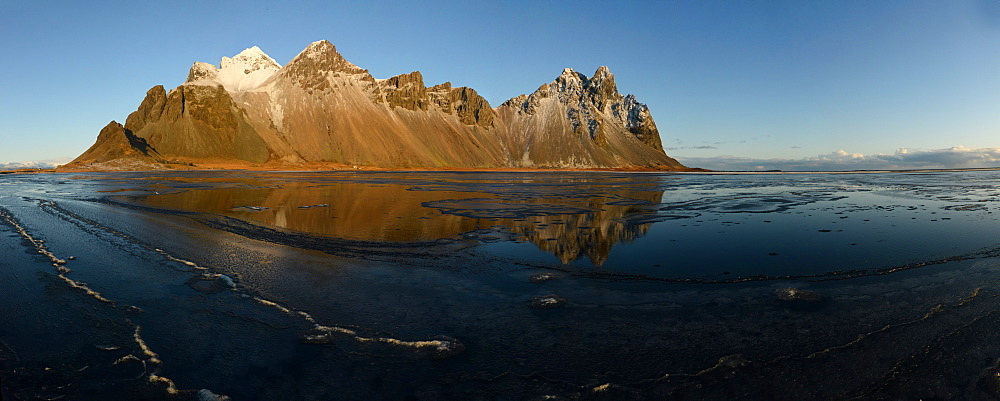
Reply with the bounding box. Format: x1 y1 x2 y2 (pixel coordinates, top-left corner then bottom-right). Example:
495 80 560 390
64 40 687 171
67 121 161 168
127 180 663 265
124 84 270 163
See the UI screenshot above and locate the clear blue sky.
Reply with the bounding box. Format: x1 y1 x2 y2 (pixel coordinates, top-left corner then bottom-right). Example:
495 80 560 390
2 0 1000 169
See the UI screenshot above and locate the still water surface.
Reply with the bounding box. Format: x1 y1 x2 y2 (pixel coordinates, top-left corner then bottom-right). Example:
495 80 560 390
2 170 1000 399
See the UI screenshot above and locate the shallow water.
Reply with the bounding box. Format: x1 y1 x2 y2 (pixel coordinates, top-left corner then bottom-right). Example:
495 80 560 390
2 170 1000 399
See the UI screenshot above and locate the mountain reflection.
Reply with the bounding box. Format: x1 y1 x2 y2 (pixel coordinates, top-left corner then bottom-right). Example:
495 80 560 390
132 179 662 265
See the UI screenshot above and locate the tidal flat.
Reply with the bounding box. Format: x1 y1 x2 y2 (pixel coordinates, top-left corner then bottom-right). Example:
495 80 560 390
2 170 1000 400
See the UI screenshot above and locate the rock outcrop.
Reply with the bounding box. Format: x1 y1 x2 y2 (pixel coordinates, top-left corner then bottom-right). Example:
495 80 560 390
65 40 686 170
120 83 270 162
69 121 159 165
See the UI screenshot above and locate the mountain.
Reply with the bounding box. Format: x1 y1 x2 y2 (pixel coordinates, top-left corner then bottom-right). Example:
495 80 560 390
63 41 688 171
0 157 73 171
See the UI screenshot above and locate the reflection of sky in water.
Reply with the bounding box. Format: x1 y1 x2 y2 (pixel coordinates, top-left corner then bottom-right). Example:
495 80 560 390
98 170 1000 280
6 170 1000 399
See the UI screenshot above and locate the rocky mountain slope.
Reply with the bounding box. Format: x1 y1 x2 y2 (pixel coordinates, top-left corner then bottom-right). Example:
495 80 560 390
64 41 686 170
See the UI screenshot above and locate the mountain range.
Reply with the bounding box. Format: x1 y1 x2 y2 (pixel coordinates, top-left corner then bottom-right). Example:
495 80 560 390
0 157 72 171
63 41 687 171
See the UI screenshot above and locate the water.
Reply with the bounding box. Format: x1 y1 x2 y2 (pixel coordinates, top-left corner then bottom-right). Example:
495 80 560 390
2 170 1000 399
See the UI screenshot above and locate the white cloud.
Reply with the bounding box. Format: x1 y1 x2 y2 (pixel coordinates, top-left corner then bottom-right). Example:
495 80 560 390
0 157 72 171
664 145 718 151
676 146 1000 171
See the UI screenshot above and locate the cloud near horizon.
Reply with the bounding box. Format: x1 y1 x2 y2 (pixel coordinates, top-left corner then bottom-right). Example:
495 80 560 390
664 145 718 151
676 146 1000 171
0 157 73 171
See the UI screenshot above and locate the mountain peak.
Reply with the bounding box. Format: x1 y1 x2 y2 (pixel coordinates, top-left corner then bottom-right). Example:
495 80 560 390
221 45 281 70
552 68 587 94
242 45 267 56
558 68 585 81
187 46 282 92
587 66 618 107
308 40 333 49
290 40 344 64
282 40 370 90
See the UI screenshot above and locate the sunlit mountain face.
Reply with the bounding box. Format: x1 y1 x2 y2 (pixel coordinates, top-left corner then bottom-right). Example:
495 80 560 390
63 41 686 172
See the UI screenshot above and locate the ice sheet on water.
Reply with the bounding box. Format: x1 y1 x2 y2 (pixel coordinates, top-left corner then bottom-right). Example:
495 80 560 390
231 206 269 212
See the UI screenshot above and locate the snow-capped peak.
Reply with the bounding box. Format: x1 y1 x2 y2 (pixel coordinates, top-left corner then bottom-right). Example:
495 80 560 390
214 46 282 92
221 46 281 71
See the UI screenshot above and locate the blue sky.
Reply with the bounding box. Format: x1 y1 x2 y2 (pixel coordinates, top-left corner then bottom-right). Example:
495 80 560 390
2 0 999 170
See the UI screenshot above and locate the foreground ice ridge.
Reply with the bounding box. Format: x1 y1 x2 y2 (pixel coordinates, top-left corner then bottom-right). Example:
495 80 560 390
2 199 234 399
197 388 233 401
252 296 465 359
0 202 114 303
14 196 458 363
132 326 177 394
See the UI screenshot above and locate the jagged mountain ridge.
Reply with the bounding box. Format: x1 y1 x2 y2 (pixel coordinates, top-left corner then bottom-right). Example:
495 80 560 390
65 40 686 170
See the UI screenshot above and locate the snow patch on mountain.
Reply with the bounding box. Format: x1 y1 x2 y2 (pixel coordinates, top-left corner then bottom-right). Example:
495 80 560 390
613 94 650 133
186 46 281 92
217 46 281 92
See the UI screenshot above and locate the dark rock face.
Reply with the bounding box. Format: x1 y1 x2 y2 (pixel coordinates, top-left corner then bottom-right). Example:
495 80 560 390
426 83 494 128
110 85 270 164
124 86 166 133
587 66 619 110
378 71 429 111
67 121 160 166
151 85 270 162
500 94 528 109
428 82 454 110
183 85 239 131
503 66 665 152
281 40 373 91
95 121 126 145
447 87 494 128
615 94 663 150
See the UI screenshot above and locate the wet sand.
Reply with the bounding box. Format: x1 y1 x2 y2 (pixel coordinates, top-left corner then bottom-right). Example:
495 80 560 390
2 170 1000 400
